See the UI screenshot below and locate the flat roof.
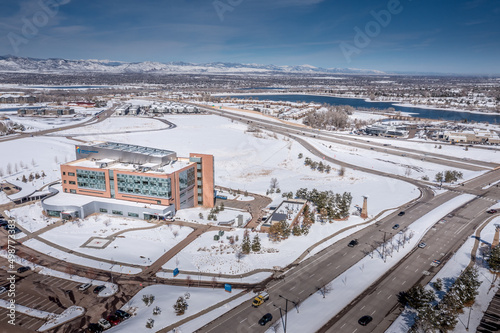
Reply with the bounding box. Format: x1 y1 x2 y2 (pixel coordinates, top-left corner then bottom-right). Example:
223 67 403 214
45 184 170 210
91 141 175 158
67 158 194 175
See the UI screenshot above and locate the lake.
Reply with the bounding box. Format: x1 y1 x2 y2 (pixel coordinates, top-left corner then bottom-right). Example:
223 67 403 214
227 94 500 123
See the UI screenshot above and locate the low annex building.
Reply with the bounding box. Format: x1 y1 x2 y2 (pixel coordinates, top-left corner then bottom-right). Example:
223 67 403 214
42 141 214 220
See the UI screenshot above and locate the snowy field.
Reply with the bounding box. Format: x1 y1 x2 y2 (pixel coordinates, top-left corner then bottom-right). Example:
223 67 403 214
35 217 193 266
6 202 56 232
263 194 475 333
307 137 485 182
345 133 500 164
56 117 169 135
6 114 90 132
388 216 500 333
107 285 246 333
174 206 251 226
162 212 416 275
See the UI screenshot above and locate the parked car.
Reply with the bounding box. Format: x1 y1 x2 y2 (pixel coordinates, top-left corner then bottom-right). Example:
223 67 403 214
258 313 273 326
93 285 106 294
17 266 31 274
418 242 427 248
97 318 111 330
358 315 373 326
0 286 7 294
115 309 131 320
86 323 103 333
392 224 400 230
487 209 498 214
398 211 405 216
348 239 359 247
78 283 92 291
106 315 121 326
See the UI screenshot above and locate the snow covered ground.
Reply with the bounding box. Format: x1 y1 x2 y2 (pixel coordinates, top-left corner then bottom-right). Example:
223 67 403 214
174 206 251 226
161 211 418 275
264 194 475 333
0 249 120 296
56 116 169 135
6 201 56 232
307 136 485 182
107 285 246 333
388 216 500 333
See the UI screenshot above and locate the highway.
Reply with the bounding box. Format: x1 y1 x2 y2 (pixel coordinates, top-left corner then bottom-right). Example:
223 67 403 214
191 103 496 172
192 104 500 333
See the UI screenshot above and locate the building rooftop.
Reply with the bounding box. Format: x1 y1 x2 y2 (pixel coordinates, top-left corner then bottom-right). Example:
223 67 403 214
67 157 194 174
45 184 170 210
91 141 175 158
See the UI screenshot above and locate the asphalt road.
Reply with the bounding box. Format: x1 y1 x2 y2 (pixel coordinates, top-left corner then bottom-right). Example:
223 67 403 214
192 104 495 172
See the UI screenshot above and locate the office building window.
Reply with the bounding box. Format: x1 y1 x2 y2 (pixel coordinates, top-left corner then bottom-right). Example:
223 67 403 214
100 208 108 213
116 173 171 199
128 212 139 217
76 169 106 191
68 172 75 176
112 210 123 215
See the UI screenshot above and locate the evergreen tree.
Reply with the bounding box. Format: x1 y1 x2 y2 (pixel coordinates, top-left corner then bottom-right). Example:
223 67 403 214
28 173 34 182
292 224 302 236
173 296 188 315
22 175 27 183
301 225 310 235
242 230 251 254
403 284 435 310
251 234 261 252
279 220 291 239
488 245 500 271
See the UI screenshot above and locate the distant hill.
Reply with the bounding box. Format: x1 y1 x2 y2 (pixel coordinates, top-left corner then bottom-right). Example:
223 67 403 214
0 55 385 75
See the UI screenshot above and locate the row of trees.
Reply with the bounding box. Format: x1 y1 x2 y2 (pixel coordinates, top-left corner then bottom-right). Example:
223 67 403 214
302 105 353 130
241 230 262 253
402 266 482 332
303 157 332 173
295 188 352 220
435 170 464 183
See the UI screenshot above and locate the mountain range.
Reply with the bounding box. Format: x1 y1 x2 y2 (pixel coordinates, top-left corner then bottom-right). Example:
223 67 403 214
0 56 384 75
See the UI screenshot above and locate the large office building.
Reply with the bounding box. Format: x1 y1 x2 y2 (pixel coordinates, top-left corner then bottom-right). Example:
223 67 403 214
42 142 214 220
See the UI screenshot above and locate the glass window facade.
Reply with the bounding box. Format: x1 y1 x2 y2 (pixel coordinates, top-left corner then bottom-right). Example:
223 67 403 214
68 172 75 176
128 212 139 217
179 167 195 191
76 169 106 191
112 210 123 215
116 173 171 199
100 208 108 213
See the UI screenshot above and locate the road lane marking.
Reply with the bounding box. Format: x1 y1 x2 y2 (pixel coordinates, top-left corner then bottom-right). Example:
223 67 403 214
240 318 247 323
371 310 376 315
388 294 392 299
290 286 296 291
402 281 406 285
299 290 305 294
360 305 365 310
336 265 341 269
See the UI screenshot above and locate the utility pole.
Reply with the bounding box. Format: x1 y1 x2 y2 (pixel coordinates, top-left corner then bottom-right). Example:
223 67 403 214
278 294 298 333
381 230 387 263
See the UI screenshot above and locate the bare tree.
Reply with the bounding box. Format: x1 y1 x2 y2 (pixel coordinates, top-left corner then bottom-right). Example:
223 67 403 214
6 163 12 175
270 177 279 189
317 282 333 298
211 277 217 289
186 275 192 287
235 250 245 263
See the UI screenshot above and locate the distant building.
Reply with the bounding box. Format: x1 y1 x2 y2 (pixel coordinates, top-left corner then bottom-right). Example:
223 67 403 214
364 123 409 137
444 129 500 144
0 94 37 104
42 141 215 220
18 107 75 116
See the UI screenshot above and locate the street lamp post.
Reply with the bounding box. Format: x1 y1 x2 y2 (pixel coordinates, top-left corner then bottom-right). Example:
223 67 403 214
278 294 298 333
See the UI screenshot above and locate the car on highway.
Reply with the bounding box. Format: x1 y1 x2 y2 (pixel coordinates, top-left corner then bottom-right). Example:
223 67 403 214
78 283 92 291
97 318 111 330
17 266 31 274
86 323 103 333
93 285 106 294
392 224 400 230
398 211 405 216
348 239 359 247
487 209 498 214
106 314 121 326
115 309 131 320
258 313 273 326
418 242 427 248
358 315 373 326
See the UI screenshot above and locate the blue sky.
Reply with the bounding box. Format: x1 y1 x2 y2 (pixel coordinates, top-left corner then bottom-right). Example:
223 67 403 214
0 0 499 74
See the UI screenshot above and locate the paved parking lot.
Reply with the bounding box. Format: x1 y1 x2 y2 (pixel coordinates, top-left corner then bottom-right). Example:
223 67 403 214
477 291 500 332
0 307 45 333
